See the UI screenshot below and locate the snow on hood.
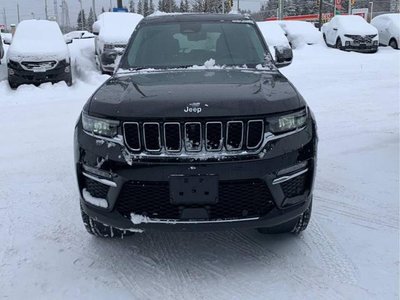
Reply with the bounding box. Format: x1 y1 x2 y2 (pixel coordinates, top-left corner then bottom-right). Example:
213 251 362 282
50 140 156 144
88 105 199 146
7 20 69 62
98 12 143 44
337 15 378 35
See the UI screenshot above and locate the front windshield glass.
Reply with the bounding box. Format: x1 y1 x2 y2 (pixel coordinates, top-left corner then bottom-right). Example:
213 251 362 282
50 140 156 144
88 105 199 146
121 21 268 69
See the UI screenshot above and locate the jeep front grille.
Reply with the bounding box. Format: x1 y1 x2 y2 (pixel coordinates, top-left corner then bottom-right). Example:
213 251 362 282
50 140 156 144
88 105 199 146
123 119 265 154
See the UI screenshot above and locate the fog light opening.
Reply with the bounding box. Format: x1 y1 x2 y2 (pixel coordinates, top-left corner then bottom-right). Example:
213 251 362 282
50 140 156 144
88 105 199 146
82 188 109 208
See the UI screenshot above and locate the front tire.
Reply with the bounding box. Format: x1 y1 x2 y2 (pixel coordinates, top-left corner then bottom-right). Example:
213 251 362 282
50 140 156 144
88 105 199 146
336 38 343 50
81 204 134 238
8 78 19 89
389 38 398 49
257 201 312 235
65 74 73 86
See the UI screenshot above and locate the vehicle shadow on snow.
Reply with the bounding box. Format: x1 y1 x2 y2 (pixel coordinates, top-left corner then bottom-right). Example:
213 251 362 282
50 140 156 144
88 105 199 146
86 228 302 279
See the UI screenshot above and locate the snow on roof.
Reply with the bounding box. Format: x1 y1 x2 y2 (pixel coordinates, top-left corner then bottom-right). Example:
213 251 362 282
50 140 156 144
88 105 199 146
277 21 323 48
257 21 290 48
7 20 69 62
97 12 143 44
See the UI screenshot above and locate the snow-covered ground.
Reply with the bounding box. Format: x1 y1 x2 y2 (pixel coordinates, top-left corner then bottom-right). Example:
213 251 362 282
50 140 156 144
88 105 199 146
0 40 398 299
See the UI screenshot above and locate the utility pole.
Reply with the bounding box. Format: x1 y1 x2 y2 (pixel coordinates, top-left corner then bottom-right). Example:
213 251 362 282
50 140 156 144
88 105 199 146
92 0 97 20
17 3 21 23
237 0 240 11
3 8 7 30
278 0 283 20
54 0 59 23
348 0 351 14
44 0 48 20
222 0 224 13
369 1 373 21
318 0 323 31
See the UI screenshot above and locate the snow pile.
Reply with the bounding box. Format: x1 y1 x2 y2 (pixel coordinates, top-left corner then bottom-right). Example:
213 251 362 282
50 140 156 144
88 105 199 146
278 21 324 48
335 15 378 35
257 21 291 56
7 20 70 62
64 31 95 40
130 213 150 224
97 12 143 44
82 189 108 208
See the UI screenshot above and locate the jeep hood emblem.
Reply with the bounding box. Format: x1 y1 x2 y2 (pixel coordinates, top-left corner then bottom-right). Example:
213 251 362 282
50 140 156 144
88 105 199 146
184 102 203 114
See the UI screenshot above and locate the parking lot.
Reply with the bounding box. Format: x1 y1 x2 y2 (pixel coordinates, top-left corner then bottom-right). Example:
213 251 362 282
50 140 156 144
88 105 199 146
0 38 399 299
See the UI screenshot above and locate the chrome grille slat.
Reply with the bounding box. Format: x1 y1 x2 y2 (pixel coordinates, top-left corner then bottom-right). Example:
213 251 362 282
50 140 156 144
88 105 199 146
246 120 264 149
164 122 181 152
185 122 202 152
226 121 244 151
123 119 266 154
206 122 223 151
143 122 161 152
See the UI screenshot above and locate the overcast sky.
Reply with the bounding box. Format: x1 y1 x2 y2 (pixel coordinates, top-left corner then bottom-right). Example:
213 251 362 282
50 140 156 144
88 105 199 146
0 0 262 26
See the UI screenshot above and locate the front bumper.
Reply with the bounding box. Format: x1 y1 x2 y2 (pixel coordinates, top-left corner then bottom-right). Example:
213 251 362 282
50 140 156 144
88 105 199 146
343 40 379 52
8 61 71 85
75 116 317 232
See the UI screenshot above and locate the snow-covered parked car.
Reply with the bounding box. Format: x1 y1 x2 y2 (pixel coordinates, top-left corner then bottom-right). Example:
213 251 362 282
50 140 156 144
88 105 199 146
322 15 379 53
64 30 95 41
0 34 4 64
278 21 323 48
371 13 400 49
93 12 143 74
5 20 72 89
257 21 292 65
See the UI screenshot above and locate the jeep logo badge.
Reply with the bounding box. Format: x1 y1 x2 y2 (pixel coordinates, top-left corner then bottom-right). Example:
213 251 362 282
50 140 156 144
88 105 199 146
184 107 202 113
184 102 202 113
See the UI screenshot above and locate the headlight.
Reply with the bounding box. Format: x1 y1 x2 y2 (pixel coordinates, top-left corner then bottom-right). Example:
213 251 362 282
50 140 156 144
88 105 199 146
104 43 114 50
268 108 308 134
82 113 119 137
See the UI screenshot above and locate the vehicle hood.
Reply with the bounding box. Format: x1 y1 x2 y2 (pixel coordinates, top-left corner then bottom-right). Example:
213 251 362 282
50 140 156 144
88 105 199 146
7 39 69 62
341 23 378 36
87 69 304 119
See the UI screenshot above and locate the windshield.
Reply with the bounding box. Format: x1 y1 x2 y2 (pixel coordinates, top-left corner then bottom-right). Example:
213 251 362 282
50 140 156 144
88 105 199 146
120 21 269 69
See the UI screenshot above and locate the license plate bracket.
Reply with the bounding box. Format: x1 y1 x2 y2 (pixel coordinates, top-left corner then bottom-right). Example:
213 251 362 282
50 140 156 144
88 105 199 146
170 175 218 205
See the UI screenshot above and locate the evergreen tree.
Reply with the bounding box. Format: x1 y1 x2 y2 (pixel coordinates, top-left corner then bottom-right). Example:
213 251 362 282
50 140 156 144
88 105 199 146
144 0 149 16
77 9 86 30
86 7 95 31
149 0 155 14
137 0 144 15
129 0 136 12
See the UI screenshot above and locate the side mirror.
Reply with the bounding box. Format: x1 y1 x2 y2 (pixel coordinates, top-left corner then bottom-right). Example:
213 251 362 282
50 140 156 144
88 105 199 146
92 31 99 36
65 38 73 44
333 27 338 31
3 36 12 45
274 46 293 68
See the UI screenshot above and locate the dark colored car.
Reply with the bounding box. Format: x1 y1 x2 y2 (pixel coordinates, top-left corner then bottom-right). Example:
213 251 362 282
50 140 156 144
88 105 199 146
74 14 318 238
5 20 72 89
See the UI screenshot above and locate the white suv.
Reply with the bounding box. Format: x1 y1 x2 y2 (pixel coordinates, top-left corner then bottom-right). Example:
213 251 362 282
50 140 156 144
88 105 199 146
93 12 143 74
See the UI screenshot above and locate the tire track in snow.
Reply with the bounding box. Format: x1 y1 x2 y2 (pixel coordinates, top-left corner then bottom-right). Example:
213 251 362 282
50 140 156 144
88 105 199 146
306 219 358 285
315 179 398 229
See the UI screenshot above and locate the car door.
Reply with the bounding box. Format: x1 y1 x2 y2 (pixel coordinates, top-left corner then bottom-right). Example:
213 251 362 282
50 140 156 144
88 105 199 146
381 19 391 46
327 18 338 46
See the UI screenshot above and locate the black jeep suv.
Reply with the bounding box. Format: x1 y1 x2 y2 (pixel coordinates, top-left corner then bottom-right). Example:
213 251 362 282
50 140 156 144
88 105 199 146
74 14 317 238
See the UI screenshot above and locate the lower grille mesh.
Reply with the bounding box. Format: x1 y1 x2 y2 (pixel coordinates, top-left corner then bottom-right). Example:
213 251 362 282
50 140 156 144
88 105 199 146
116 179 275 220
84 177 109 199
281 174 307 198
